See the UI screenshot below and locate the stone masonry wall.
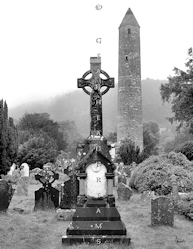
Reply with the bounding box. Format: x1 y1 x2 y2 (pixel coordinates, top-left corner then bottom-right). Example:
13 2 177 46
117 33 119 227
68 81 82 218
117 9 143 150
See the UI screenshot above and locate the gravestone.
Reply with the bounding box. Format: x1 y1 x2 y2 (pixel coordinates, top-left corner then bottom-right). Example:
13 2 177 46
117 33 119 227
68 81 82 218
151 196 174 226
15 163 30 196
62 57 130 245
20 163 30 177
34 166 59 210
0 180 14 212
117 183 132 201
59 162 79 209
170 174 180 206
7 163 16 176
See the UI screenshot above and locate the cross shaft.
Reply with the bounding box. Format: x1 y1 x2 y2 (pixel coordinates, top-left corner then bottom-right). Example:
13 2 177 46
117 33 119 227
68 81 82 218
77 57 114 136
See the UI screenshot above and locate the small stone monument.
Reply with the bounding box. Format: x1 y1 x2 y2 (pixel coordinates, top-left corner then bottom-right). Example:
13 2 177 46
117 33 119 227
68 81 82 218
117 182 132 201
62 57 130 245
170 173 180 206
15 163 29 196
151 196 174 227
7 163 16 176
0 179 14 212
34 166 59 210
59 161 79 209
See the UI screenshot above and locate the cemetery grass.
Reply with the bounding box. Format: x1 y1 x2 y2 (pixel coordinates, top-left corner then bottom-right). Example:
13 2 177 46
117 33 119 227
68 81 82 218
1 184 193 249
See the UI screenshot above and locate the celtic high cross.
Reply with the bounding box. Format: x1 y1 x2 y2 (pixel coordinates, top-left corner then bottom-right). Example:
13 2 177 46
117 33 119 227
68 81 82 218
77 57 114 137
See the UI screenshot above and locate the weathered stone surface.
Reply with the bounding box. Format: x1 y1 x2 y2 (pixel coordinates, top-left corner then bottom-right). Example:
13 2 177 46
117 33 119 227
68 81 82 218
59 174 79 209
151 196 174 226
117 8 143 150
34 169 59 210
56 208 75 221
62 235 130 245
0 180 14 212
64 199 129 243
117 182 133 201
15 176 29 196
34 186 59 210
72 206 121 221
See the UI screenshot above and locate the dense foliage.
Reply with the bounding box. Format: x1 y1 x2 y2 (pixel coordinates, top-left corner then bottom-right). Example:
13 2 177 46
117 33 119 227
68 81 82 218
177 192 193 220
175 141 193 161
129 152 193 194
164 127 193 153
0 100 18 175
17 113 67 169
18 113 67 150
116 139 143 165
160 48 193 132
143 120 160 155
17 131 58 169
117 120 160 165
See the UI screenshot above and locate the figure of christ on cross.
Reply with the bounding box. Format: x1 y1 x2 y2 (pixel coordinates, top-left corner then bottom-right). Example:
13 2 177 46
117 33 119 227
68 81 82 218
77 57 114 137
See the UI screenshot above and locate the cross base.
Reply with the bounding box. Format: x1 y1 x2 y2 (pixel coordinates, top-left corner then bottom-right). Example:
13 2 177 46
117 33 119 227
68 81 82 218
62 199 131 245
62 235 131 245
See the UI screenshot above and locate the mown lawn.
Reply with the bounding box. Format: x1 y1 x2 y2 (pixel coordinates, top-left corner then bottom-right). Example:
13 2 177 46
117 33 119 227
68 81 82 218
0 182 193 249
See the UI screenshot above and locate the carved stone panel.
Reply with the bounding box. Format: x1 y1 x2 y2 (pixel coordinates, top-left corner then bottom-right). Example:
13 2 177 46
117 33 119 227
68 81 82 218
86 163 107 198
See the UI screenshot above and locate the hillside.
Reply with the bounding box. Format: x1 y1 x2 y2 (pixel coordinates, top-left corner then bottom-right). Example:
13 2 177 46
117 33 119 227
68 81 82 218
9 79 172 137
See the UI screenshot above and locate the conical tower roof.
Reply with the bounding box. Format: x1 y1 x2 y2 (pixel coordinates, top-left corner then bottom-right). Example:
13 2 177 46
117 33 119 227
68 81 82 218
119 8 140 28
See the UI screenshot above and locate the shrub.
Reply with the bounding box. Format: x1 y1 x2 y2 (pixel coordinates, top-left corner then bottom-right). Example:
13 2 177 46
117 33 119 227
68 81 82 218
116 139 144 165
177 192 193 220
175 141 193 161
129 152 193 194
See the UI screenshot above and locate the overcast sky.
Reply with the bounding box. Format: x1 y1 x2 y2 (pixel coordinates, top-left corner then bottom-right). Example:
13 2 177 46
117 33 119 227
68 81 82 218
0 0 192 107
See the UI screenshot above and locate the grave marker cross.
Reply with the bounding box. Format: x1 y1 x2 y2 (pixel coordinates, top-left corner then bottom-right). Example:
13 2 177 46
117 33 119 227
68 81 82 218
78 57 114 136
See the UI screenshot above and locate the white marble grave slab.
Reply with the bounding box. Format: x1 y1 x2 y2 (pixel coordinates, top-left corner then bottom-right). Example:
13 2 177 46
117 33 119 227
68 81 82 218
86 162 107 198
20 163 29 177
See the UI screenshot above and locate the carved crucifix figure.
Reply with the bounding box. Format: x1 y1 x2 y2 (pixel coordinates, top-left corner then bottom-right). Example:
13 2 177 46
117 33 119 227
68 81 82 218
77 57 114 136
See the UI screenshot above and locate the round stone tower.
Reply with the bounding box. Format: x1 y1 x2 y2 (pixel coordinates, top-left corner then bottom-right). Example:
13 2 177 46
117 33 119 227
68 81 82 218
117 8 143 150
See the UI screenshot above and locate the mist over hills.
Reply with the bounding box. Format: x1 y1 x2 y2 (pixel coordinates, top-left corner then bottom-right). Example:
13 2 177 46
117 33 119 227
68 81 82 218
9 79 172 137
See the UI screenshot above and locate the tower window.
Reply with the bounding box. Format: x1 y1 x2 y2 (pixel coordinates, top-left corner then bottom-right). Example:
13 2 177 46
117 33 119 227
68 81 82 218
128 28 131 35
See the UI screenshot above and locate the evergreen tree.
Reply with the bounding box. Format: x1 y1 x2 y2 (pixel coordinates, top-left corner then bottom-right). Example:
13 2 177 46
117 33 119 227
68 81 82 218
0 100 18 175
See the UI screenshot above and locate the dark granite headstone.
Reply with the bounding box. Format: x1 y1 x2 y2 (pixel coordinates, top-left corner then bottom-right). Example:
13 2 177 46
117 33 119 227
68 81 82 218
0 180 14 212
34 168 59 211
151 196 174 226
59 173 79 209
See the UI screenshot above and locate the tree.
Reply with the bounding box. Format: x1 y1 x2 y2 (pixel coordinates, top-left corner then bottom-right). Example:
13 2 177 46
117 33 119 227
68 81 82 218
0 100 18 175
143 120 160 155
117 139 142 165
160 48 193 132
17 131 58 169
18 113 67 151
163 126 193 153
